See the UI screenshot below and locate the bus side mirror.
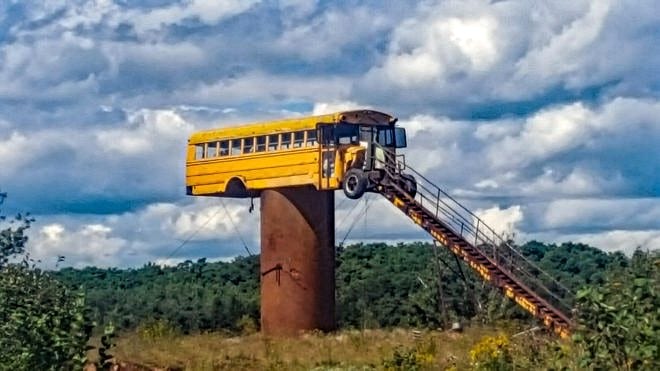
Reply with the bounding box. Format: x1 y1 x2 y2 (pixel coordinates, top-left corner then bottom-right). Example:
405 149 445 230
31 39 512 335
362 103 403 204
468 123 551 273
395 127 407 148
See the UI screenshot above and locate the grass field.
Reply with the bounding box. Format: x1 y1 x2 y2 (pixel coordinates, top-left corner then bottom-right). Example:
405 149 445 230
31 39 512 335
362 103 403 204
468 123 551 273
96 324 557 370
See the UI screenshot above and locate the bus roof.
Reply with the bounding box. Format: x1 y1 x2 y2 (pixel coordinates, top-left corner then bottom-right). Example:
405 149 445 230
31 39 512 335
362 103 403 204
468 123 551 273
188 110 395 143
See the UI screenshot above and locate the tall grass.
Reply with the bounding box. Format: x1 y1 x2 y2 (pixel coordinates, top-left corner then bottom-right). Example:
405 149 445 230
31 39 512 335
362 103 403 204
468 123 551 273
109 326 522 370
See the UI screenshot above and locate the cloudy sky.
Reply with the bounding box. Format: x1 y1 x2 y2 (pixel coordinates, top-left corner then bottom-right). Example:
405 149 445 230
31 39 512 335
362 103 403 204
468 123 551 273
0 0 658 268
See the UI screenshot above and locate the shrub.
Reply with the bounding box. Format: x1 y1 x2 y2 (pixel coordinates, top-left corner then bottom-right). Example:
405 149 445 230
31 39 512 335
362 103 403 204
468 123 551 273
0 260 93 370
0 194 96 370
381 338 436 371
469 334 513 371
573 250 659 370
136 319 179 341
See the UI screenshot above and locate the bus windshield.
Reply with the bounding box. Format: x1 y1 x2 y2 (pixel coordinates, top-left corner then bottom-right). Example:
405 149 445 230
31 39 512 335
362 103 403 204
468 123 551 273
377 127 394 147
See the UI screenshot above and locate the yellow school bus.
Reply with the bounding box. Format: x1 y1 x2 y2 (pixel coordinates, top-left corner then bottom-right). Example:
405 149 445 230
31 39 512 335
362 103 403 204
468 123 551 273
185 110 415 199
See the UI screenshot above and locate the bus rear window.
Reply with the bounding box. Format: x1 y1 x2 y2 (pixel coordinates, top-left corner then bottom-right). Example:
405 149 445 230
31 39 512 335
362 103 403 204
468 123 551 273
195 144 204 159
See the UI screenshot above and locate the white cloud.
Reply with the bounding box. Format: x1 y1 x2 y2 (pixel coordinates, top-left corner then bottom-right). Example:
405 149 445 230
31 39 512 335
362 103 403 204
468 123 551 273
30 222 128 268
1 0 658 268
474 205 523 237
541 198 660 231
173 72 352 106
97 109 193 155
0 131 30 173
375 4 500 88
278 0 318 19
505 1 613 95
0 108 197 212
487 102 595 168
312 101 365 115
274 5 396 60
574 230 660 253
358 0 660 112
127 0 260 35
26 196 260 268
519 167 625 197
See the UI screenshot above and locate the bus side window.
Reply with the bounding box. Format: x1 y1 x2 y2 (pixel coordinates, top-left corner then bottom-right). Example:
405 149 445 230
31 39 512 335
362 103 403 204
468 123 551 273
305 130 317 146
256 136 266 152
243 137 254 154
219 141 229 156
206 142 218 158
281 133 292 149
195 144 205 159
267 134 279 151
230 140 241 156
293 131 304 148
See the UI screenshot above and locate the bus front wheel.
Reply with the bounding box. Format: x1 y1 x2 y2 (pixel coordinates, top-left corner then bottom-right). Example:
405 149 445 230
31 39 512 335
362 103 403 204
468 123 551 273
343 169 367 199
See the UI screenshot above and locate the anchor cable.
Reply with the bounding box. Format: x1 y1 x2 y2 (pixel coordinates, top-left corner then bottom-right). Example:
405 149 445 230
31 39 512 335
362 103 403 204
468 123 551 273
220 199 253 256
165 202 223 260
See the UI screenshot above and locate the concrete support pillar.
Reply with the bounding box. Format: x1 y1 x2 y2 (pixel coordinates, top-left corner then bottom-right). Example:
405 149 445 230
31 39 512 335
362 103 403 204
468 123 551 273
260 186 335 336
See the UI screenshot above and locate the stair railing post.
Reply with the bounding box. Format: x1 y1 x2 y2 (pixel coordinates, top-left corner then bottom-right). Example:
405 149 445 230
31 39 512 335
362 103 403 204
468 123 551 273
474 219 480 249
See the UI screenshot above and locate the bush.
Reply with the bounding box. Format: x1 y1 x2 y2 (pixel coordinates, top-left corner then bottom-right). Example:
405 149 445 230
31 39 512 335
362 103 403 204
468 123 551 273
573 249 659 370
0 259 94 370
381 338 436 371
136 319 179 341
468 335 513 371
0 194 95 370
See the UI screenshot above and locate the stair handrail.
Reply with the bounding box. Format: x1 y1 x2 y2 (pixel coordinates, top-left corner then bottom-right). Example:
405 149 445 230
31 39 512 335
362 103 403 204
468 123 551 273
373 144 574 316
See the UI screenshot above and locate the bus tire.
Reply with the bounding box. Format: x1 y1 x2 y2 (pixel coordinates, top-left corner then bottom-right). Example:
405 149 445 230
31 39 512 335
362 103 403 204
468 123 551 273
343 169 367 199
401 173 417 198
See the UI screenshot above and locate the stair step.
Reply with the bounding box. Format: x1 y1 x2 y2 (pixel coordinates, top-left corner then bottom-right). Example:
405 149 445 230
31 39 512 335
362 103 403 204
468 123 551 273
381 186 573 334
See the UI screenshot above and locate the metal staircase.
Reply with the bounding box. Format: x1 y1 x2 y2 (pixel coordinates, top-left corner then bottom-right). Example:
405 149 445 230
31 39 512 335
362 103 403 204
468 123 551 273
374 146 574 337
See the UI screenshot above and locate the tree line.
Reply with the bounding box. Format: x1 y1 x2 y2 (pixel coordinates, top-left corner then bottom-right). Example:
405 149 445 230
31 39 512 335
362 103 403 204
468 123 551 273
53 240 629 334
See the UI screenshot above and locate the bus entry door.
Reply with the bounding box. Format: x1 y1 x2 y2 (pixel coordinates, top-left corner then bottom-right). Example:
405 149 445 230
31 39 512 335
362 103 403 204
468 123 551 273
319 124 336 190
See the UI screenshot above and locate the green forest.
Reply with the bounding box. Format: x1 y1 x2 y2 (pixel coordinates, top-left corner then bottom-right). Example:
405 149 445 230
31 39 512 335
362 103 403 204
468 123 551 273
52 241 629 335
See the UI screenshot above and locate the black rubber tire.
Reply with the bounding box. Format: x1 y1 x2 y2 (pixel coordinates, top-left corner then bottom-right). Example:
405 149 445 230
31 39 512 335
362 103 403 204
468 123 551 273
401 173 417 198
343 168 368 199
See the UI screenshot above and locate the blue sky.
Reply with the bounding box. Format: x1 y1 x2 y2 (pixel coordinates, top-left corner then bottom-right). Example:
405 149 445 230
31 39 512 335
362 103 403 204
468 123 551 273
0 0 659 268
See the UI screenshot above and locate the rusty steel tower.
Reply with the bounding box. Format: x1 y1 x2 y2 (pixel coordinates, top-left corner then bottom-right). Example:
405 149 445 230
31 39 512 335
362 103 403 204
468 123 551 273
259 187 335 335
